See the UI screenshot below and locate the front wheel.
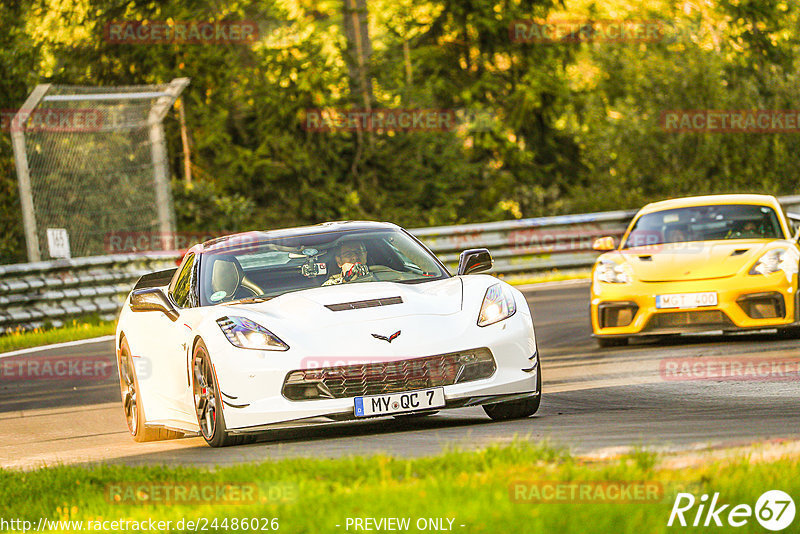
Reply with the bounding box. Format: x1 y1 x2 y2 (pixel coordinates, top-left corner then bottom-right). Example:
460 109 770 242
483 370 541 421
192 340 253 447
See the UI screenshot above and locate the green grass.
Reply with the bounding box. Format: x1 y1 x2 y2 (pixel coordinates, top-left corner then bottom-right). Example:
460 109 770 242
0 442 797 533
0 317 116 354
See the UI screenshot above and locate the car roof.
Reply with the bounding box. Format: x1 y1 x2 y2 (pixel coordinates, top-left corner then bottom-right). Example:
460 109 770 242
198 221 399 252
637 194 781 215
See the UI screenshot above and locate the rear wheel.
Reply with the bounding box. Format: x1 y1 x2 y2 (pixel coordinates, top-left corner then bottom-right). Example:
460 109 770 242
118 337 182 442
596 336 628 348
483 369 541 421
192 340 253 447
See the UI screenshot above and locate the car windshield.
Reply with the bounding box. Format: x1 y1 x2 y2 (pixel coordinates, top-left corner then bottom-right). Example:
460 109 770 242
198 228 448 305
622 204 784 249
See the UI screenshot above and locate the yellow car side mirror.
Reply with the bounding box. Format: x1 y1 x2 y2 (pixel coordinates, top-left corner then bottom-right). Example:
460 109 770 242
592 236 617 251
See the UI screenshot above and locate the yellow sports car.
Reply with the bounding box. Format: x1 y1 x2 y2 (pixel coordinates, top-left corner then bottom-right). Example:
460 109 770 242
591 194 800 347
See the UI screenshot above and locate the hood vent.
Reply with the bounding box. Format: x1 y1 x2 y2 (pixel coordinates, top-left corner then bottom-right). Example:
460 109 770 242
325 296 403 311
638 255 653 261
731 249 749 256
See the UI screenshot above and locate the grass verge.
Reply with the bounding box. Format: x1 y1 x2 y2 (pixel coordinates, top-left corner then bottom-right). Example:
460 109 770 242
0 317 115 354
0 442 797 533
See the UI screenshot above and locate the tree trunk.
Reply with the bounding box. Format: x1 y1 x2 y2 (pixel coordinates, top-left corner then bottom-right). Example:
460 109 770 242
341 0 374 182
341 0 373 109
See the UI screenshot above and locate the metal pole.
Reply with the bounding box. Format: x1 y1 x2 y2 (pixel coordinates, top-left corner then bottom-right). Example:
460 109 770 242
11 84 51 262
147 78 190 250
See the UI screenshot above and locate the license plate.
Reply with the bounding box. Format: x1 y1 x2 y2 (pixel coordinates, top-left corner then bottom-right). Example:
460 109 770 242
354 388 445 417
656 292 718 309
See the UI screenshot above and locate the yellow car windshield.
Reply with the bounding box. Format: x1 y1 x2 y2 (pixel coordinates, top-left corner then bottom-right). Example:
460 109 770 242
623 204 784 249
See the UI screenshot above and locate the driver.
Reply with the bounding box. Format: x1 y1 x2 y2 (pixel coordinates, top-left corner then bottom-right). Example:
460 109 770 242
739 221 760 238
322 241 372 286
726 220 760 239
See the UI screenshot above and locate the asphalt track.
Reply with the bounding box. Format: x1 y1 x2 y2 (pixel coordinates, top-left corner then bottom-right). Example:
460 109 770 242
2 280 800 470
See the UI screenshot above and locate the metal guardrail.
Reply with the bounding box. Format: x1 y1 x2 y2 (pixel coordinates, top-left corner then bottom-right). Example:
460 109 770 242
417 209 639 275
3 196 800 332
0 254 180 331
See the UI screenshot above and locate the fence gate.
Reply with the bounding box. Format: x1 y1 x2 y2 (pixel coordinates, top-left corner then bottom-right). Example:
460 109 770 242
11 78 189 262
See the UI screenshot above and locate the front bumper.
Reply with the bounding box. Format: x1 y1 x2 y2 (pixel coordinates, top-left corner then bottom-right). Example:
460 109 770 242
208 309 539 432
591 272 798 337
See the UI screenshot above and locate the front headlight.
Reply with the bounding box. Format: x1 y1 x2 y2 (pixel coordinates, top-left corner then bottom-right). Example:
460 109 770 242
217 316 289 351
749 248 797 276
478 283 517 326
594 260 633 284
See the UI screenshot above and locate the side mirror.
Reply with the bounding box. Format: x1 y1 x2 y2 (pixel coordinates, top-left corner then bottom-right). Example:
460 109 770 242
457 248 493 275
592 236 617 251
130 288 179 321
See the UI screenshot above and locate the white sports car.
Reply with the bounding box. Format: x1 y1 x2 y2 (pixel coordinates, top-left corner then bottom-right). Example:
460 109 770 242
115 221 541 447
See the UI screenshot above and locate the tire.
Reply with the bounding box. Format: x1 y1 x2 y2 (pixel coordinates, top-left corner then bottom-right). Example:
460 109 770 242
596 336 628 348
776 325 800 339
483 369 542 421
118 337 183 442
192 340 254 447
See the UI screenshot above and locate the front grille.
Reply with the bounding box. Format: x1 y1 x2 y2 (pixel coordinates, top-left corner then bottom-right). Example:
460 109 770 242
325 296 403 311
282 348 496 400
644 310 734 332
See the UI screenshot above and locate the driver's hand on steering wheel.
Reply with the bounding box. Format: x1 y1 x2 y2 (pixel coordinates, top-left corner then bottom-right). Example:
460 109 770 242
341 262 370 282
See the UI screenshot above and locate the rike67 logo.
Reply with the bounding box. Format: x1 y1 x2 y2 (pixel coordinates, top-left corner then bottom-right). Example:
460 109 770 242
668 490 795 531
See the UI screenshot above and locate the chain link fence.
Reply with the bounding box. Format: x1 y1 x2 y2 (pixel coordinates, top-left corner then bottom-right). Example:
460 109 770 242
11 79 189 261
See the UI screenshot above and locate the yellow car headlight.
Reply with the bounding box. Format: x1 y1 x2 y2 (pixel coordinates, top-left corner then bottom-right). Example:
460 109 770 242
594 260 633 284
749 248 798 277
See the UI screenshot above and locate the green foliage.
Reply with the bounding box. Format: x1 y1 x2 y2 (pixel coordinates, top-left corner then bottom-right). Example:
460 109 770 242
172 179 256 233
0 0 41 264
565 5 800 213
2 0 800 263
